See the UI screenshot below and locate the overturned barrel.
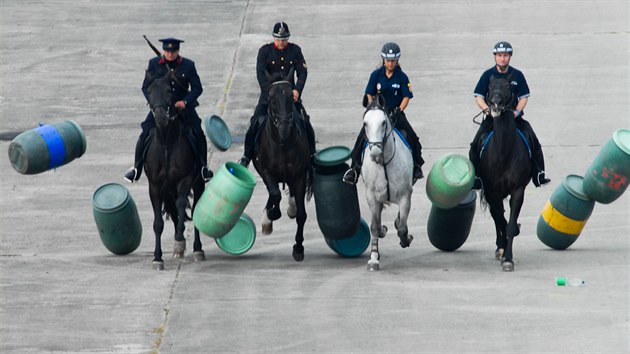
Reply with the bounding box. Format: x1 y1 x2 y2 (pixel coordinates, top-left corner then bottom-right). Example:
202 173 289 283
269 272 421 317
193 162 256 239
537 175 595 250
582 129 630 204
426 154 475 209
92 183 142 255
427 190 477 251
324 218 371 257
215 212 256 255
313 146 360 240
8 120 87 174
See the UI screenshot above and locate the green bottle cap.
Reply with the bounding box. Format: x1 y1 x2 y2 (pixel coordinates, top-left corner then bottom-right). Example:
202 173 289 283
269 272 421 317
556 277 567 286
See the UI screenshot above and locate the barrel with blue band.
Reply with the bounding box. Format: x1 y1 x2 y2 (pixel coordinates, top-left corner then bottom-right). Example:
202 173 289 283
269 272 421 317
35 124 67 169
8 120 87 174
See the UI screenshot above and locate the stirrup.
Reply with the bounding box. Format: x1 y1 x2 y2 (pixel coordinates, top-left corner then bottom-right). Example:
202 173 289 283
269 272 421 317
342 169 358 185
124 167 139 183
238 156 250 168
534 171 551 187
201 166 213 182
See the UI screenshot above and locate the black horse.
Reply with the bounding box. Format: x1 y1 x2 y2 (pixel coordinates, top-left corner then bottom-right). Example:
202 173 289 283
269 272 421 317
253 70 313 261
143 70 206 270
477 77 531 272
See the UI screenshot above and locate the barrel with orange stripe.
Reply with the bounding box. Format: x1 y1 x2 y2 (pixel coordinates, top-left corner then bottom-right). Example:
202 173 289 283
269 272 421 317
537 175 595 250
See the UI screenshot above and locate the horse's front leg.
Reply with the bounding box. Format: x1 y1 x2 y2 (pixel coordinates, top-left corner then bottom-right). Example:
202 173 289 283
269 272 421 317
502 188 526 272
291 185 307 262
262 183 281 235
395 194 413 248
191 180 205 262
367 201 386 271
488 198 507 262
149 189 165 270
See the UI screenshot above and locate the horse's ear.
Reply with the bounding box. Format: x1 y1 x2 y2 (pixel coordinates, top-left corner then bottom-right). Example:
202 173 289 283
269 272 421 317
362 94 369 108
285 67 295 83
376 94 386 108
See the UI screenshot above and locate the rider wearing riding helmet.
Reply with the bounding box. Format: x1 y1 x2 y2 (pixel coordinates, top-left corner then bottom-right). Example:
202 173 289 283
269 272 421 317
470 41 550 189
343 42 425 185
124 37 212 183
238 21 316 168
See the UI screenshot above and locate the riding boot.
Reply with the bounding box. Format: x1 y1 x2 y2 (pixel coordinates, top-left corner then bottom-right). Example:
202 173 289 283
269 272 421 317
239 119 258 168
518 118 551 187
412 142 424 182
304 113 316 158
342 127 366 185
124 133 146 183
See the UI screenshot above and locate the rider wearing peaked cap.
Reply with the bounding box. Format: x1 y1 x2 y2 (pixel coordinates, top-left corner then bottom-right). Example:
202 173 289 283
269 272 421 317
238 22 315 168
124 37 212 183
469 41 550 189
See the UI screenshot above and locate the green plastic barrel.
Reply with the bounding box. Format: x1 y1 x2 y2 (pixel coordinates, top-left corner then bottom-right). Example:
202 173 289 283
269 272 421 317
193 162 256 238
313 162 360 240
8 120 87 174
215 212 256 255
92 183 142 255
582 129 630 204
324 218 371 257
426 154 475 209
537 175 596 250
427 190 477 251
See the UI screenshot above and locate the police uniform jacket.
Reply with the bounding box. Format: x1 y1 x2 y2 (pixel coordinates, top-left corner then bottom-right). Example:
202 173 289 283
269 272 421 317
365 66 413 111
142 56 203 108
256 42 307 105
474 65 530 112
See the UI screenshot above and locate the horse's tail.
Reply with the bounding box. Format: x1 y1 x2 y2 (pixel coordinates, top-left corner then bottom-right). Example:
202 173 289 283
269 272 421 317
305 165 313 202
479 188 488 211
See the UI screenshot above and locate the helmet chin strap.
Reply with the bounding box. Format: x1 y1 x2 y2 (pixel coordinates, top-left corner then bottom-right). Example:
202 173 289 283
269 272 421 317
496 64 509 73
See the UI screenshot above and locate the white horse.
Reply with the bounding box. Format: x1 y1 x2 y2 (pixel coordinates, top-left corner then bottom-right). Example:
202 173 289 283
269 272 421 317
361 96 414 271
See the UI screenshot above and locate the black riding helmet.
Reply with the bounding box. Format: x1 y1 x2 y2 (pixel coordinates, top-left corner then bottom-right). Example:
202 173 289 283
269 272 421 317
381 42 401 60
493 41 513 55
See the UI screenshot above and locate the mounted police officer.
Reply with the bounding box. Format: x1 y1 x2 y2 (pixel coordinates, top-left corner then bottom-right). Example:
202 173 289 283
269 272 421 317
470 41 550 189
238 22 315 167
342 42 425 185
124 37 212 183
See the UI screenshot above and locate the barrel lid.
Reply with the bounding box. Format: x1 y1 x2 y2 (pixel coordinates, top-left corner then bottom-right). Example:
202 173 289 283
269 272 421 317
613 129 630 155
562 174 591 201
92 183 130 212
215 213 256 255
441 154 474 186
204 115 231 151
458 190 477 206
314 145 351 166
326 218 370 257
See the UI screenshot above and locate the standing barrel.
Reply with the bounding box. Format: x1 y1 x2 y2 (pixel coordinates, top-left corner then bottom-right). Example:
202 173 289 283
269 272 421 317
324 218 371 257
426 154 475 209
92 183 142 255
582 129 630 204
313 146 360 240
193 162 256 238
537 175 595 250
427 190 477 251
8 120 87 174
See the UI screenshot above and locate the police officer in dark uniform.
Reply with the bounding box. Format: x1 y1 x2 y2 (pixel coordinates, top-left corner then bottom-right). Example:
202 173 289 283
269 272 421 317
343 42 425 184
470 41 550 189
124 37 212 183
238 22 315 167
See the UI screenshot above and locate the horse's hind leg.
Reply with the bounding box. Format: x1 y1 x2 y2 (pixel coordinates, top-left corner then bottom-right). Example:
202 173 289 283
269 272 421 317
287 195 297 219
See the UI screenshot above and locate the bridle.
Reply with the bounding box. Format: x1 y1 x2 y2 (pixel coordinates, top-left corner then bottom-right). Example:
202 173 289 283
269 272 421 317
365 107 397 166
268 80 295 129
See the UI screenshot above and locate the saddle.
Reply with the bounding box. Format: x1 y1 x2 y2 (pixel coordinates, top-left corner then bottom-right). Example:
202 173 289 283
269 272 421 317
142 124 199 162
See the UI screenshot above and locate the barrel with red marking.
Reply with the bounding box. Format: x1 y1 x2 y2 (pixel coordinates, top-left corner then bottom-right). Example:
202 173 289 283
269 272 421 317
537 175 595 250
8 120 87 174
582 129 630 204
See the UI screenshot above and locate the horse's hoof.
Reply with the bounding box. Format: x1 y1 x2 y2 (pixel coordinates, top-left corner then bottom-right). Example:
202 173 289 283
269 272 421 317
268 206 281 221
502 261 515 272
292 245 304 262
367 261 380 271
153 261 165 271
173 240 186 258
399 234 413 248
495 248 504 261
262 223 273 235
193 250 205 262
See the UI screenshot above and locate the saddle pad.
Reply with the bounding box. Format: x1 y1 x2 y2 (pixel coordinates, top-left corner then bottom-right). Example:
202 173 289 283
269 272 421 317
479 129 531 159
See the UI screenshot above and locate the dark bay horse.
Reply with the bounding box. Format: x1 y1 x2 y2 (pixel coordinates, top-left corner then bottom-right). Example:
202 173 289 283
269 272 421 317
143 70 206 270
253 70 313 261
477 77 531 272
